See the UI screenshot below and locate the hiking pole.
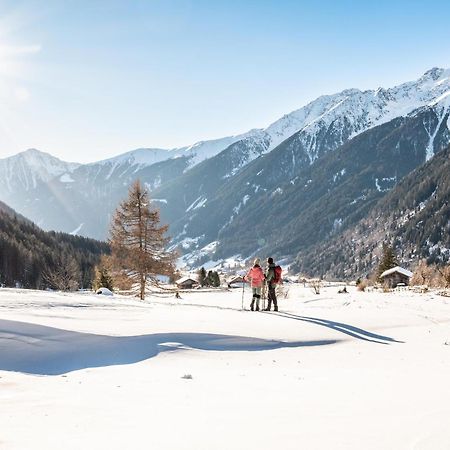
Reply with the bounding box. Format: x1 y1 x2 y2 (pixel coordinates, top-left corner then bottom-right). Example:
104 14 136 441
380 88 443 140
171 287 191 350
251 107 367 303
241 279 245 311
262 280 266 311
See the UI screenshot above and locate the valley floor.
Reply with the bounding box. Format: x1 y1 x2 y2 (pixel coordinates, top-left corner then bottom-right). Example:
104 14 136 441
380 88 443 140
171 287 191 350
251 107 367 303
0 285 449 450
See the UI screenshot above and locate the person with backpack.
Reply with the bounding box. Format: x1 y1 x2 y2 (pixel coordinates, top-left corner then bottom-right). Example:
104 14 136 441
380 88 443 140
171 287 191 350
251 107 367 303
264 257 281 311
244 258 265 311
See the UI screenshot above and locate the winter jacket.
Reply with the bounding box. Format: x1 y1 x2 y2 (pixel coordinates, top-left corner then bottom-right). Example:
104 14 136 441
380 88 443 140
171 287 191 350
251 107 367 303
265 263 276 288
245 265 265 288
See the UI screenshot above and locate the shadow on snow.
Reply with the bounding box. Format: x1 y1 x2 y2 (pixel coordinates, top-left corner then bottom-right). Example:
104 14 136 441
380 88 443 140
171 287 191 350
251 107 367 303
0 319 337 376
267 312 404 344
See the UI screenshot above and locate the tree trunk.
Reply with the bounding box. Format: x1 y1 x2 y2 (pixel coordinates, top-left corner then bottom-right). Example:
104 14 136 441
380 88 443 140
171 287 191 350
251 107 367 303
140 272 145 300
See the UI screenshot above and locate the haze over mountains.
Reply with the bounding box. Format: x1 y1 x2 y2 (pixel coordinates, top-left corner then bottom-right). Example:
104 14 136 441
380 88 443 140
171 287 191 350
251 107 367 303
1 67 449 277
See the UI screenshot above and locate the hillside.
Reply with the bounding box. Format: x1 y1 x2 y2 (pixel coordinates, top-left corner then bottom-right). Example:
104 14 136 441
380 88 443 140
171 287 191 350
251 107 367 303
172 102 449 268
0 201 109 289
294 144 450 278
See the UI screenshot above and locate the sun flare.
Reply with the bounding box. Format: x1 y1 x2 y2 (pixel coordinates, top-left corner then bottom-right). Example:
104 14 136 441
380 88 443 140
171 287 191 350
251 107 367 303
0 42 40 101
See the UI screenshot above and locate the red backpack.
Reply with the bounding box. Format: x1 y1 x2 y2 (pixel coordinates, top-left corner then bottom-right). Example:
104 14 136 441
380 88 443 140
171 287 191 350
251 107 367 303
273 265 282 284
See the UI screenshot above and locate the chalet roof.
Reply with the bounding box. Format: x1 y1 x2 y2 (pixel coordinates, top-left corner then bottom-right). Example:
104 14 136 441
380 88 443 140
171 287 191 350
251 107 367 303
228 275 245 283
380 266 413 279
176 276 198 284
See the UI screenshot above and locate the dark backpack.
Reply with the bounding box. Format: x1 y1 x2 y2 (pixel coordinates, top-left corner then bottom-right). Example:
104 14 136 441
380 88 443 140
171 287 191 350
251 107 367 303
273 265 282 284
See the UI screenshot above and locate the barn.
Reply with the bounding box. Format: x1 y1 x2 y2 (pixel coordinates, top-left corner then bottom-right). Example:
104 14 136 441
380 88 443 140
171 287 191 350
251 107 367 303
380 266 413 288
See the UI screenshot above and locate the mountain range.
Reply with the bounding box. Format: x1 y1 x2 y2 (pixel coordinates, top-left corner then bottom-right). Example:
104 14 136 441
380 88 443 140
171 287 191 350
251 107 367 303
1 67 449 277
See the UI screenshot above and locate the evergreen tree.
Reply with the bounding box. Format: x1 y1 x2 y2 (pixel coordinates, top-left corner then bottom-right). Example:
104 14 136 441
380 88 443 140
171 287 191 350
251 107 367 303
197 267 207 287
377 243 399 280
212 271 221 287
205 270 220 287
93 265 114 291
109 180 175 300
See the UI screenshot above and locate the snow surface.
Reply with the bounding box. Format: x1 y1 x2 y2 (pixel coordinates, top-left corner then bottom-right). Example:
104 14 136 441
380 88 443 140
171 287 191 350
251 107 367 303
59 173 75 183
0 285 449 450
95 287 114 296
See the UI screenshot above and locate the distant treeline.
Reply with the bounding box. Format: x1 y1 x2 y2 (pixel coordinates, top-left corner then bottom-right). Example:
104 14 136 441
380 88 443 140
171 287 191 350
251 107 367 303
0 204 109 289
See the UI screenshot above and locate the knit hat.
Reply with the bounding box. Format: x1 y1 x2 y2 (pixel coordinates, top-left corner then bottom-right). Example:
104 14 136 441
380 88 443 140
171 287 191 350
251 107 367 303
253 258 261 266
267 257 274 264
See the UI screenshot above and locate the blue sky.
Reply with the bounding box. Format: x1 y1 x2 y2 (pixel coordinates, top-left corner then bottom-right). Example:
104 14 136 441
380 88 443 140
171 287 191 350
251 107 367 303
0 0 449 162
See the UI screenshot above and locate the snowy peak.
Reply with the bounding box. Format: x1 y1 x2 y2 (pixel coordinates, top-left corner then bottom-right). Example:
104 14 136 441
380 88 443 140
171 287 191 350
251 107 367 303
178 132 260 168
94 148 174 168
419 67 449 82
0 148 80 192
89 132 262 174
257 67 450 162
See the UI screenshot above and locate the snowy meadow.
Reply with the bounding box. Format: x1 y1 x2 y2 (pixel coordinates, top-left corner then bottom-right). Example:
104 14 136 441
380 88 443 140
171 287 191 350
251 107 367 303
0 285 449 450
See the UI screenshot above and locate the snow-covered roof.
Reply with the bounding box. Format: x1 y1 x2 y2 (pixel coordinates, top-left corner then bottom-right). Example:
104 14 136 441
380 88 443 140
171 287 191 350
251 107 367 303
380 266 413 279
176 276 198 285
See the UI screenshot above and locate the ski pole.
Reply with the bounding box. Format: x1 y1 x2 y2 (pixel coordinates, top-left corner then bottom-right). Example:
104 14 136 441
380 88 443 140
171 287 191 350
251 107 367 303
241 278 245 310
262 280 266 311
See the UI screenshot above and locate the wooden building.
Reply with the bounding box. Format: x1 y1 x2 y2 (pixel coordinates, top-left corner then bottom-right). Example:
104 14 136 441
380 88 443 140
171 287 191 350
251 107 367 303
227 275 245 289
379 266 413 288
175 277 198 289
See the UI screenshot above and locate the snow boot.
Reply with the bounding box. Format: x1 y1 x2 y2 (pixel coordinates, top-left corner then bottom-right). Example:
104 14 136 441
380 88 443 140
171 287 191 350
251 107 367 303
250 299 255 311
274 306 278 312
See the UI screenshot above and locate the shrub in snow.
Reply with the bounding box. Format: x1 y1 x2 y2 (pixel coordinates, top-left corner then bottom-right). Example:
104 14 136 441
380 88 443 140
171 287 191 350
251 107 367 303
309 280 322 295
411 260 450 288
357 280 368 292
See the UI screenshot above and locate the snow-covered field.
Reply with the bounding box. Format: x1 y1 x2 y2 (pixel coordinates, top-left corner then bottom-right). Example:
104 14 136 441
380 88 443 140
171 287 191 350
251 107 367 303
1 285 449 450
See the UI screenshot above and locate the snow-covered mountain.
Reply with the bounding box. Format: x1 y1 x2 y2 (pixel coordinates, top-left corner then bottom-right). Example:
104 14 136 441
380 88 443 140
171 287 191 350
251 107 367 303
153 68 450 255
0 67 449 250
258 67 450 162
162 99 449 269
0 148 80 193
90 132 262 175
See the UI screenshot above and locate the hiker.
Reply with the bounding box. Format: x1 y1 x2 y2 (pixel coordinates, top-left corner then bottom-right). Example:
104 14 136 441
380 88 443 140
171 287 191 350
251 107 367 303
244 258 265 311
264 257 279 311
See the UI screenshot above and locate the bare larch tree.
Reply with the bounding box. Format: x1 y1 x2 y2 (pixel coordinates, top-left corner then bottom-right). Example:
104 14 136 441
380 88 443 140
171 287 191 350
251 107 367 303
109 180 175 300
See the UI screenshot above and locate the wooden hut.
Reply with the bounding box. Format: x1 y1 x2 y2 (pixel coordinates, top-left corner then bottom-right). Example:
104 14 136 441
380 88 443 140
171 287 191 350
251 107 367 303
175 276 198 290
379 266 413 288
227 275 245 289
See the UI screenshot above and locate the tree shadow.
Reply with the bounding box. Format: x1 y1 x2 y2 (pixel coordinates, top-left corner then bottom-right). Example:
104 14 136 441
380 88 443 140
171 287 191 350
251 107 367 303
0 319 338 376
268 312 404 344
